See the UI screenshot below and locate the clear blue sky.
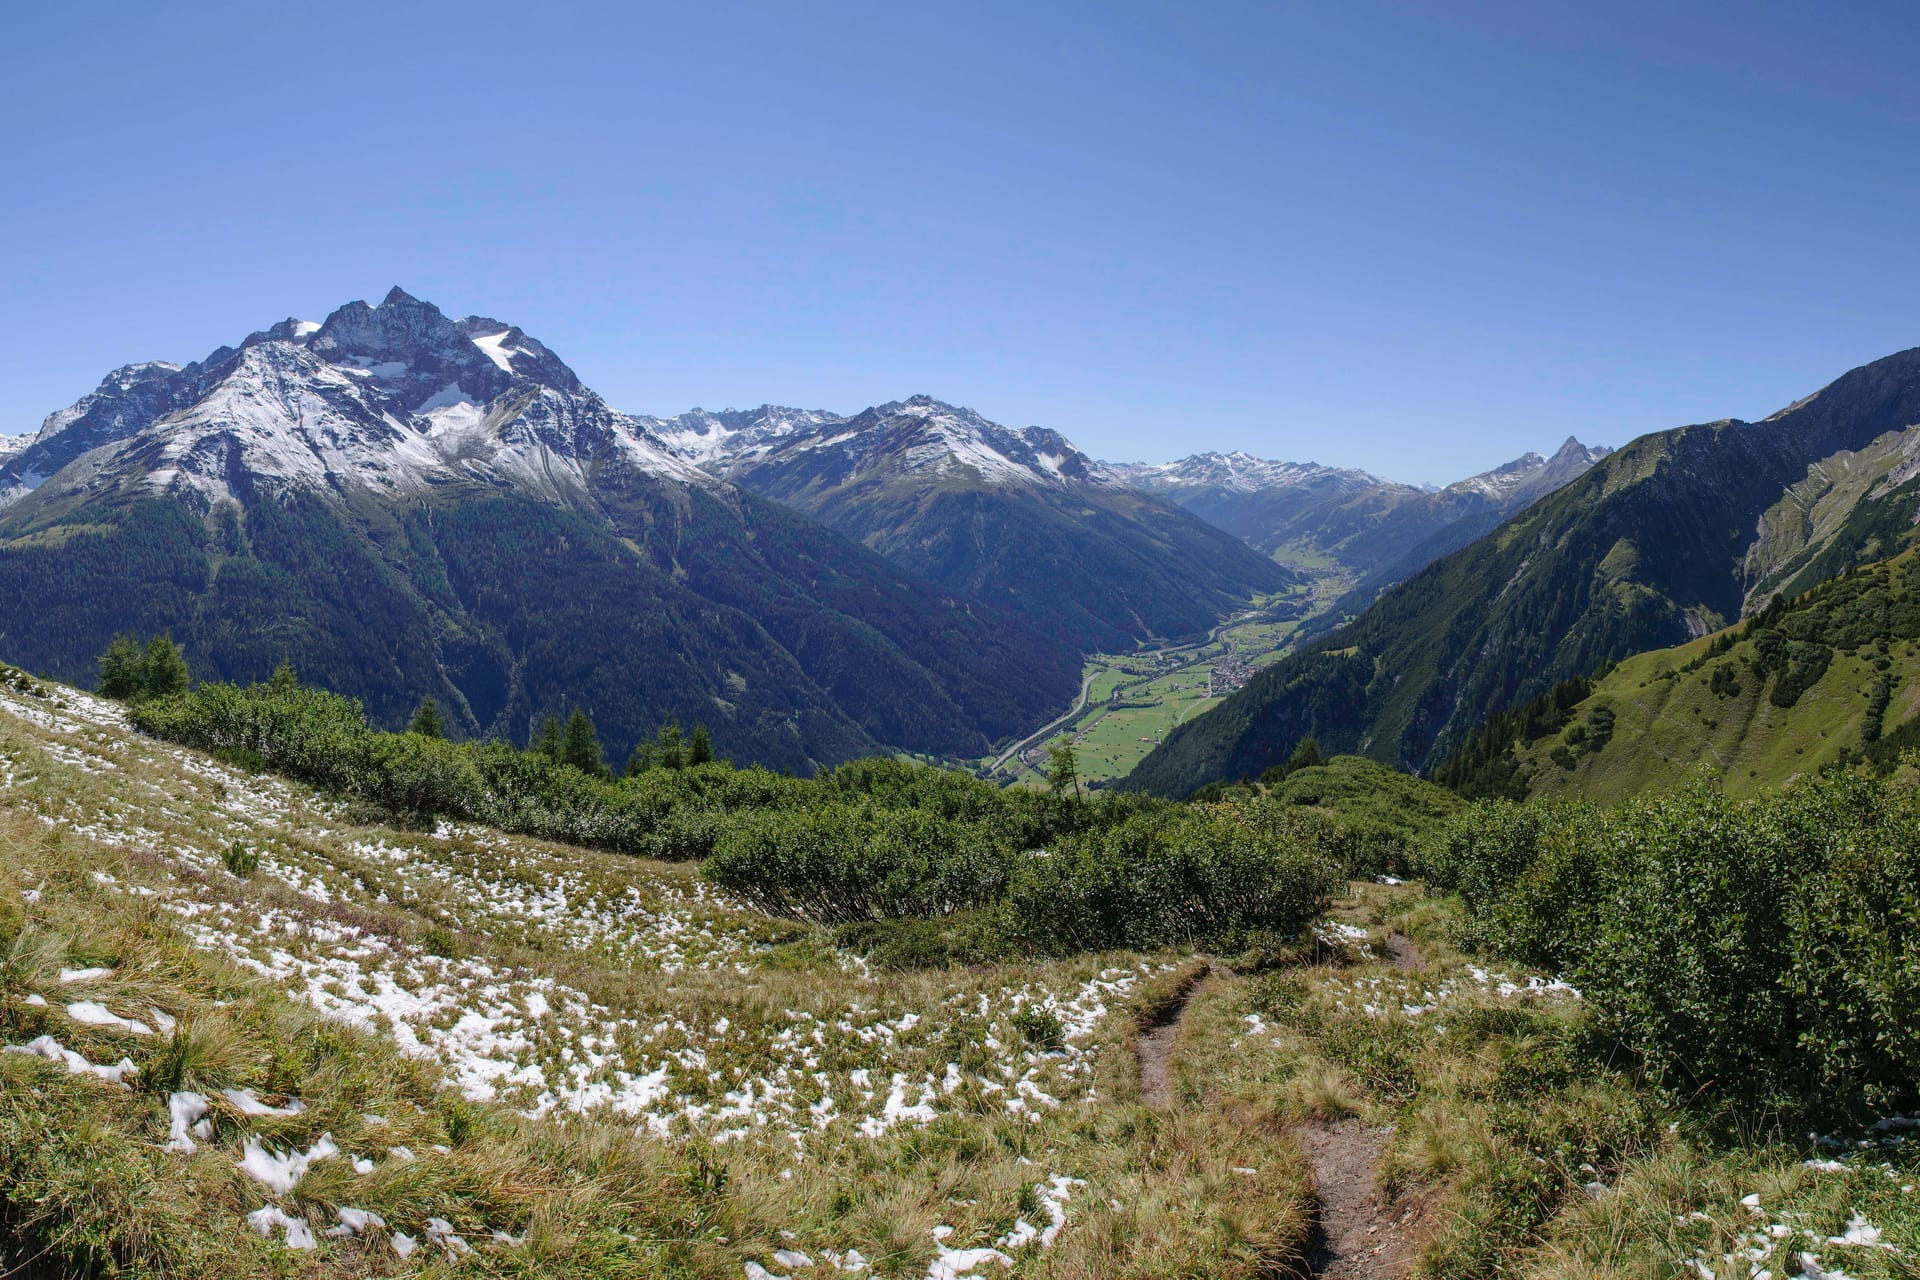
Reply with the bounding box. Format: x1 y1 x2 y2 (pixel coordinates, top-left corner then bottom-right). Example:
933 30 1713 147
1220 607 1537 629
5 1 1918 484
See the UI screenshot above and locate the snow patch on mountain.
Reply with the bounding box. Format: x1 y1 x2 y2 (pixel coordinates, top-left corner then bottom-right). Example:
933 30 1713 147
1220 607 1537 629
652 405 848 467
1112 451 1387 496
5 289 714 515
1443 437 1611 506
700 395 1121 491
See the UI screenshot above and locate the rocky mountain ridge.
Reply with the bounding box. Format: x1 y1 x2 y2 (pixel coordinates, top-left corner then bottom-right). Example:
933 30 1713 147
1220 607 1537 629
0 289 1084 771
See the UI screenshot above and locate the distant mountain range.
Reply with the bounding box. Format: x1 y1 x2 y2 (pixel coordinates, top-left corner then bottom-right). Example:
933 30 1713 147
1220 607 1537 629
0 289 1086 771
675 397 1294 652
1126 344 1920 795
1111 438 1612 614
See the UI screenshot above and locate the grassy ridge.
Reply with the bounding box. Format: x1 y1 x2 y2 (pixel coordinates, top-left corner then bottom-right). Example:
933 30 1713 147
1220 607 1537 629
1435 550 1920 802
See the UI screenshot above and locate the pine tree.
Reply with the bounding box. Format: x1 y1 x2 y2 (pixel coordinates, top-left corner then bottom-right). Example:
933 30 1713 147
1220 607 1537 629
269 661 299 693
561 708 607 777
140 636 190 700
1285 736 1325 773
409 696 445 738
654 717 686 770
688 722 713 766
1047 740 1082 800
97 635 144 700
533 714 564 762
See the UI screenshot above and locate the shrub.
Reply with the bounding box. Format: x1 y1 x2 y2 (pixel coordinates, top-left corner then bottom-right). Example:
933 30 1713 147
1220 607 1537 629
223 842 259 878
1005 798 1341 955
1431 770 1920 1122
1011 1005 1065 1051
702 806 1011 925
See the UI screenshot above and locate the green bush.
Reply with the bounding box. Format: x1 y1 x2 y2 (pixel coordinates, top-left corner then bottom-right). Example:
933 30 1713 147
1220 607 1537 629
223 842 259 878
703 806 1011 925
1426 771 1920 1121
1005 798 1341 955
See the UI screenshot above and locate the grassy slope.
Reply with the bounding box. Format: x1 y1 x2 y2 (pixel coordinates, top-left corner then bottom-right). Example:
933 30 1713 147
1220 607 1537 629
1175 883 1920 1280
0 670 1316 1277
1516 639 1882 803
3 668 1914 1278
1513 556 1920 803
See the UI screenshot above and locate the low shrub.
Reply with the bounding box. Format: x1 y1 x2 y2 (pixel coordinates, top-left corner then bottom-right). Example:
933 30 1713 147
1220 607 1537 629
1005 799 1342 955
703 807 1011 925
1425 769 1920 1122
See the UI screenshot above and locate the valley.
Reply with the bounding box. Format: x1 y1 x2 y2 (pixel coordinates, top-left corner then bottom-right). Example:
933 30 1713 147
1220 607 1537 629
988 577 1352 788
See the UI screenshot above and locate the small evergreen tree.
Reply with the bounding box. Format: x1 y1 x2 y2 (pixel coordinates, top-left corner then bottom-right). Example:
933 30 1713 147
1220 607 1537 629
409 696 445 739
689 722 714 766
140 636 190 700
97 635 144 700
654 717 686 770
269 660 299 693
561 708 607 777
533 714 564 761
1285 736 1324 774
1047 740 1082 800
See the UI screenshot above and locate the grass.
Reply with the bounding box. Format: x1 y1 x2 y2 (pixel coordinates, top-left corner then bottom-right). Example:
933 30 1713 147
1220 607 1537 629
0 671 1322 1277
1516 632 1886 803
1184 880 1920 1280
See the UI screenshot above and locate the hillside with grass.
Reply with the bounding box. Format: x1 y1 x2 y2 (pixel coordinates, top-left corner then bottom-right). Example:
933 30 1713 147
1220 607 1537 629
1437 550 1920 804
1 653 1915 1277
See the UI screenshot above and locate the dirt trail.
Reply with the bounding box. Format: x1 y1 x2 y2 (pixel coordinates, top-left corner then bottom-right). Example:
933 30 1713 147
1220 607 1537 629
1294 1117 1417 1278
1136 965 1210 1108
1383 933 1423 971
1141 949 1419 1276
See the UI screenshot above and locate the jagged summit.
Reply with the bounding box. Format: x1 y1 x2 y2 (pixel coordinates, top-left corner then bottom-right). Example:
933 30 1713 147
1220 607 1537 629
680 394 1120 492
1110 451 1387 496
1444 437 1611 504
0 289 702 513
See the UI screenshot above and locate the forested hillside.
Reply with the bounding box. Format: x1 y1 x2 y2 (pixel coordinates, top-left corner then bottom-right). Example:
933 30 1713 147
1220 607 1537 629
1436 550 1920 802
1125 345 1920 795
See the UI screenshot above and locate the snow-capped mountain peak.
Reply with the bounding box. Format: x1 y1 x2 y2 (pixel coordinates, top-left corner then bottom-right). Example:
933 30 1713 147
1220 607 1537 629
651 404 849 467
836 397 1119 489
1 289 707 513
671 394 1119 491
1443 437 1610 504
1110 451 1388 496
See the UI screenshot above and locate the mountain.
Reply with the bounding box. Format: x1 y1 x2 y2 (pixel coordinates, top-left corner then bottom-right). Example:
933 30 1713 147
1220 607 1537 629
1115 439 1611 610
0 289 1081 771
1436 547 1920 804
1124 345 1920 795
686 396 1296 652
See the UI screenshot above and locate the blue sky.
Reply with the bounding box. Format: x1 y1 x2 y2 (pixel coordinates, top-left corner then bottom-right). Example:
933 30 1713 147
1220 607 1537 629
4 1 1918 484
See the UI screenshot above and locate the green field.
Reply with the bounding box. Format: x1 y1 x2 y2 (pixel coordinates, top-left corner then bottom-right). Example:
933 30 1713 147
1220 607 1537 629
982 578 1362 788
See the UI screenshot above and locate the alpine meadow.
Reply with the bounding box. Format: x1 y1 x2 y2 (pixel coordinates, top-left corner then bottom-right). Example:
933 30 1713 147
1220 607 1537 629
4 6 1920 1279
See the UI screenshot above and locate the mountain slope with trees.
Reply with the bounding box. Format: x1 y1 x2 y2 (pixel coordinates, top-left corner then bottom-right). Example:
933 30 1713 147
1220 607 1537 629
0 290 1079 772
1124 344 1920 794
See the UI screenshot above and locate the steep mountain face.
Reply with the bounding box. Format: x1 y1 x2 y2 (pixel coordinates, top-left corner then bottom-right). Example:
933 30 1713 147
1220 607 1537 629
1441 548 1920 805
1116 439 1611 609
1125 346 1920 795
0 289 1081 771
692 396 1296 652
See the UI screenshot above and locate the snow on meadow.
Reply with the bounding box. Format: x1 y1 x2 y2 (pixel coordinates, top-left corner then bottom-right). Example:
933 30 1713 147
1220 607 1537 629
0 680 1160 1160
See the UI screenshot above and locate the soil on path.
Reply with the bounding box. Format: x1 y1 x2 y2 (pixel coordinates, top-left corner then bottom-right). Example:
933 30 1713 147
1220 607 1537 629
1136 965 1211 1109
1138 949 1421 1276
1294 1117 1417 1278
1383 933 1423 971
